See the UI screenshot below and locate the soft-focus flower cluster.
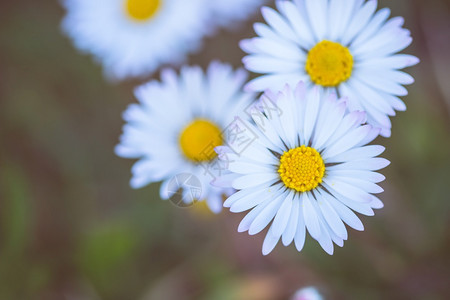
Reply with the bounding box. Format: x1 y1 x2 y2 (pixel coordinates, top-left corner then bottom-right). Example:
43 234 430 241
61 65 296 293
63 0 418 255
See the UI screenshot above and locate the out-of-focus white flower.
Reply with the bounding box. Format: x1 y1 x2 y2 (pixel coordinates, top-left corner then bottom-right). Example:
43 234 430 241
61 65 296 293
116 62 254 213
292 286 323 300
61 0 209 80
206 0 269 32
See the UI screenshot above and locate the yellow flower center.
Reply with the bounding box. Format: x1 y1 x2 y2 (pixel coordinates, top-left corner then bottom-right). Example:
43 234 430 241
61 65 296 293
305 40 353 87
278 146 325 193
125 0 161 22
179 119 223 162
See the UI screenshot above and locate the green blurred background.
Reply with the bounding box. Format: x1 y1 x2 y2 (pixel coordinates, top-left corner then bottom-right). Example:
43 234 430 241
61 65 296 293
1 0 449 299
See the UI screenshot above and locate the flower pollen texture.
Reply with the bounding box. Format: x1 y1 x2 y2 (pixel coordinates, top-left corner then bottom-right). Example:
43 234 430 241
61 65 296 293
179 119 223 162
126 0 161 21
306 40 353 87
278 146 325 192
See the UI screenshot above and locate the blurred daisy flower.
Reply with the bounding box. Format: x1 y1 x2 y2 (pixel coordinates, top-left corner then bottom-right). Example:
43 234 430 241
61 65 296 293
241 0 419 137
292 286 323 300
206 0 269 32
214 82 389 254
115 62 254 213
61 0 208 80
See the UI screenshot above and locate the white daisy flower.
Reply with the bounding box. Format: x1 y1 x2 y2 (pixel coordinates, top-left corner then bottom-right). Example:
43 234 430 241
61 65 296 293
61 0 208 80
292 287 323 300
206 0 269 31
214 82 389 254
115 62 254 213
241 0 419 137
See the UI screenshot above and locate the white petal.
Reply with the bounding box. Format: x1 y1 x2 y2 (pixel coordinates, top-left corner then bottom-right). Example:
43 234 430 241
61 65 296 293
321 125 372 160
325 191 365 231
328 0 360 42
262 226 280 255
323 178 372 203
223 186 261 208
356 54 419 70
245 73 307 92
303 87 321 144
206 192 223 214
335 177 384 194
353 69 408 96
279 0 316 48
294 194 307 251
327 158 390 171
282 196 299 246
326 145 385 163
237 195 274 232
271 190 294 237
369 195 384 209
341 0 377 46
243 55 302 73
230 186 283 213
315 217 334 255
249 192 286 235
350 7 391 49
251 37 305 61
347 77 396 116
304 0 328 41
327 170 386 183
324 110 366 147
211 173 240 188
324 182 375 216
302 192 322 240
261 6 301 44
232 172 279 190
316 189 348 239
228 160 275 175
312 97 346 151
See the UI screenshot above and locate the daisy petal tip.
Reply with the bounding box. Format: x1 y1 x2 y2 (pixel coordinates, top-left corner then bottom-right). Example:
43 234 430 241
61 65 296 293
114 145 123 156
371 199 385 209
208 203 222 214
236 221 247 232
294 241 305 253
129 177 145 190
223 199 232 208
229 206 242 213
210 179 223 188
355 224 365 232
281 238 290 247
293 87 306 101
409 56 420 66
243 82 255 93
239 39 253 53
260 6 271 17
262 88 277 100
379 128 391 138
262 239 277 256
282 83 292 94
237 228 247 234
295 80 306 89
